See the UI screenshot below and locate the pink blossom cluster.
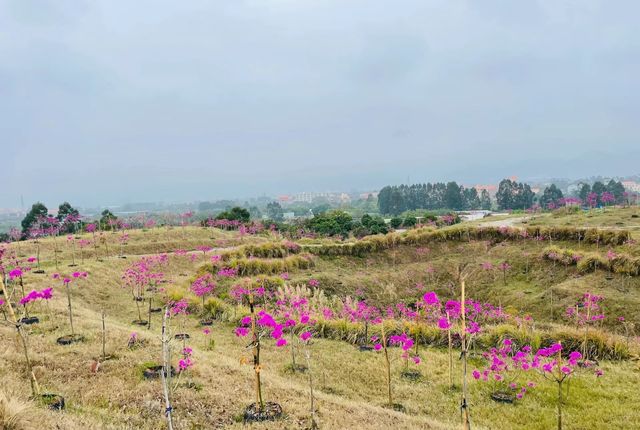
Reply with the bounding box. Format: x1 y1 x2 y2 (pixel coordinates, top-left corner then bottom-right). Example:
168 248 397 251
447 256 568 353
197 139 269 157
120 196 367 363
191 274 215 298
20 288 53 305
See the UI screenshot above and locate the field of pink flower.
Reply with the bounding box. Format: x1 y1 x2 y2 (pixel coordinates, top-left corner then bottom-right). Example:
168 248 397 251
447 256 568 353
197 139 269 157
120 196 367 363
1 222 639 429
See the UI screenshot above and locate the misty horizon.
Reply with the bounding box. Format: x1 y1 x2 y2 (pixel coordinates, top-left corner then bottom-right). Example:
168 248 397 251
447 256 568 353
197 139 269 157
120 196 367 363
2 1 639 208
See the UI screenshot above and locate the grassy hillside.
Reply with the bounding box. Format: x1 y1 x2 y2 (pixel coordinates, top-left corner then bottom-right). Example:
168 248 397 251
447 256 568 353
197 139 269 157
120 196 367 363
1 215 640 429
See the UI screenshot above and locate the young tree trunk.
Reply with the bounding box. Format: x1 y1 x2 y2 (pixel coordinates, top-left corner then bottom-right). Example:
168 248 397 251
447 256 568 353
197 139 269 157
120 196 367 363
102 310 106 362
92 232 99 260
1 277 40 397
250 296 264 411
447 312 453 388
66 282 75 335
53 235 59 270
148 298 153 330
381 323 392 406
557 380 563 430
303 345 318 429
460 280 471 430
161 309 175 430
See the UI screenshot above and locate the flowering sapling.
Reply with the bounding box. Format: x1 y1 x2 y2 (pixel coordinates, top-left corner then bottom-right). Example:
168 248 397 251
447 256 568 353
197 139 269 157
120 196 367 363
498 261 511 285
565 293 604 360
118 232 129 258
85 223 99 260
202 327 214 350
56 271 88 335
196 245 212 262
78 239 90 265
191 274 216 307
472 339 534 401
67 235 77 266
0 273 40 396
235 291 288 415
370 313 415 408
532 342 603 430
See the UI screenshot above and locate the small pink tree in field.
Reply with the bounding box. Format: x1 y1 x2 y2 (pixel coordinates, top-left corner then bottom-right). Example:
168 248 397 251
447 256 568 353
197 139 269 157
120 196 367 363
586 192 598 209
28 225 45 270
472 339 535 401
67 235 77 266
600 191 615 209
54 271 88 336
180 211 194 236
118 231 129 257
78 239 90 264
19 287 53 320
481 261 495 283
122 255 167 325
531 343 602 430
370 311 418 408
498 261 511 285
9 227 22 254
41 216 62 270
190 273 215 307
196 245 212 262
235 289 287 419
86 223 99 260
565 293 604 360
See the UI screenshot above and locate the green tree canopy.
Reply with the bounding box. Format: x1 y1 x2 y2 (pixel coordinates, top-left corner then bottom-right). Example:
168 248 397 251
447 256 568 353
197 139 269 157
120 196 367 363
21 202 48 234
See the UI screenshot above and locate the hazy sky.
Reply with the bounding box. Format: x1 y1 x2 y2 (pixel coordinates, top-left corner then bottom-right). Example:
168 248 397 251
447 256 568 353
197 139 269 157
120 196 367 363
1 0 639 208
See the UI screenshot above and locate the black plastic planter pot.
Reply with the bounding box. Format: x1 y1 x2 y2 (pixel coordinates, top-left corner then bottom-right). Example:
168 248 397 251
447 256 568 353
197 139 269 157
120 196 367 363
41 393 65 410
358 345 374 352
199 319 214 326
491 391 515 403
134 296 145 302
132 319 148 326
19 316 39 325
33 269 46 274
142 364 176 380
174 333 190 340
56 334 85 345
243 401 283 423
400 370 422 381
150 307 162 313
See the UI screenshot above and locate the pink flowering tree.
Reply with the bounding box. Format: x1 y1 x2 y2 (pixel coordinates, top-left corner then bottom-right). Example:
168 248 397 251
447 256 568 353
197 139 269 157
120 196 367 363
67 235 77 266
78 239 90 265
274 286 314 373
369 308 418 408
19 287 53 320
118 231 129 258
472 339 535 402
122 255 167 325
85 223 99 260
190 273 216 307
498 261 511 285
196 245 213 262
54 271 88 337
600 191 615 209
565 293 605 360
235 287 287 418
9 227 22 255
531 343 603 430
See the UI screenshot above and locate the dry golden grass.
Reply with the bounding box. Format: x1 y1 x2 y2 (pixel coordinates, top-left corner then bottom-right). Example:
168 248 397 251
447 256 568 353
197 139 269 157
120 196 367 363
1 226 640 429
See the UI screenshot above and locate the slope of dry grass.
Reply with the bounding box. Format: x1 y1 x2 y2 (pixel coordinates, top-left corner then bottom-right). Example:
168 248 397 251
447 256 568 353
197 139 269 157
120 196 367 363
1 225 640 429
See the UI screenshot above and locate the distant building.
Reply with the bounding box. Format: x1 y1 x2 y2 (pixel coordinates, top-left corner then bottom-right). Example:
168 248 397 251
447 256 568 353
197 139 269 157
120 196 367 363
359 191 379 199
283 212 296 220
474 184 498 197
622 181 640 193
